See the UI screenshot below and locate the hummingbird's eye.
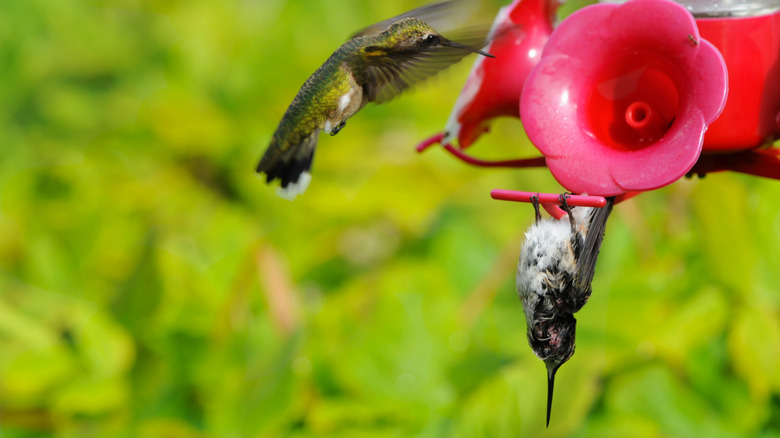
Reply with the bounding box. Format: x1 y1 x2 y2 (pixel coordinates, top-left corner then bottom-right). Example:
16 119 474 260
424 34 440 46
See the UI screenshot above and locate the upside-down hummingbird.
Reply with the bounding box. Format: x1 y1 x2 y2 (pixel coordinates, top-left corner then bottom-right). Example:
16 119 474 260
256 1 494 199
516 194 615 427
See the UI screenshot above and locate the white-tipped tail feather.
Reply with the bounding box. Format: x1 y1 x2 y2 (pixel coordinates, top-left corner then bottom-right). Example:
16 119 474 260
276 171 312 200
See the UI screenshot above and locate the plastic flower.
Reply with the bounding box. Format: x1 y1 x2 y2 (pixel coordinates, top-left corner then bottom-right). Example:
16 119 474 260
520 0 728 196
439 0 559 149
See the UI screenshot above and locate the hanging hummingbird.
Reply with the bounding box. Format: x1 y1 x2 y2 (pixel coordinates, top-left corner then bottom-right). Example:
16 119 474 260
516 194 615 427
256 1 495 199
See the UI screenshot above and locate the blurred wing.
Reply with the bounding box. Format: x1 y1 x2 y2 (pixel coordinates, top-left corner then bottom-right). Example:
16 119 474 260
351 1 468 38
573 197 615 291
354 28 491 104
354 46 467 104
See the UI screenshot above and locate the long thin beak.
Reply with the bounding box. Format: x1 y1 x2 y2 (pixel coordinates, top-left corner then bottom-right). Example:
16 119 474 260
447 40 495 58
546 363 558 428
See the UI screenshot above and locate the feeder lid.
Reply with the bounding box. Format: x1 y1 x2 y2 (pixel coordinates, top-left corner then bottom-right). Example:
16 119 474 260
602 0 780 18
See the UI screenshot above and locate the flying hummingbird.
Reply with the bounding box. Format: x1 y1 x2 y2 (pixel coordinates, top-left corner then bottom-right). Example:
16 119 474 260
516 194 615 427
256 1 495 199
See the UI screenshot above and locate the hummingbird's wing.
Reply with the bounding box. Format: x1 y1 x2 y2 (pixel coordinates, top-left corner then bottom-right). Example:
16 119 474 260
572 197 615 293
353 28 491 105
351 1 470 39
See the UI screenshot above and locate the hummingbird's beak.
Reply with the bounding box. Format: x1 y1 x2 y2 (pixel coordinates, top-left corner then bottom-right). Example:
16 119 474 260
544 361 561 428
446 40 495 58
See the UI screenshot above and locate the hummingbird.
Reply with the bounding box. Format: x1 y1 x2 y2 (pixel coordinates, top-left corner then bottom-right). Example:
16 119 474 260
256 1 495 199
516 194 615 427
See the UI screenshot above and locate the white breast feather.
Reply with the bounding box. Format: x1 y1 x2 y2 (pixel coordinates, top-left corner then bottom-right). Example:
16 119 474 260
338 93 352 112
516 207 594 298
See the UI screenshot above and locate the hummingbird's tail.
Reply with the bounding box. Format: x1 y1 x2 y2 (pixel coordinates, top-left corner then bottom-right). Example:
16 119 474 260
256 131 319 200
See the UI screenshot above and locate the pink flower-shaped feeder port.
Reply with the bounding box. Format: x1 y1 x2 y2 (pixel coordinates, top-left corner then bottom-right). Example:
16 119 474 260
417 0 558 167
441 0 559 149
520 0 728 196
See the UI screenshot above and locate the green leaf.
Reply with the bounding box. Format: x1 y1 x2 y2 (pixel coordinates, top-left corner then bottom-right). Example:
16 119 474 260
728 304 780 400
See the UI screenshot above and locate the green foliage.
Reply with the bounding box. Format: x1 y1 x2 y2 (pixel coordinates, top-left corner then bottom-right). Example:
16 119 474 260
1 1 779 437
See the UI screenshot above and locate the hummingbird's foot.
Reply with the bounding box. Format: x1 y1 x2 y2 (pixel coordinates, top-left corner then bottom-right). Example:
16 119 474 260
559 193 576 232
530 195 541 224
330 121 346 136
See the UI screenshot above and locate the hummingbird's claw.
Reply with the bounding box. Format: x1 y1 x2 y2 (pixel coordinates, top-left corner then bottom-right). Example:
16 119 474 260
559 193 575 232
330 121 347 136
558 193 571 211
531 194 541 224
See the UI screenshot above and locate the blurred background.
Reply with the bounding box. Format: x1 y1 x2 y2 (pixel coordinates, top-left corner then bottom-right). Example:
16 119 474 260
1 0 780 437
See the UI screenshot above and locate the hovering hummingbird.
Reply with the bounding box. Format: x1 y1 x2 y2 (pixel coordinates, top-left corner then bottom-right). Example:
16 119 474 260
516 194 615 427
256 1 495 199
